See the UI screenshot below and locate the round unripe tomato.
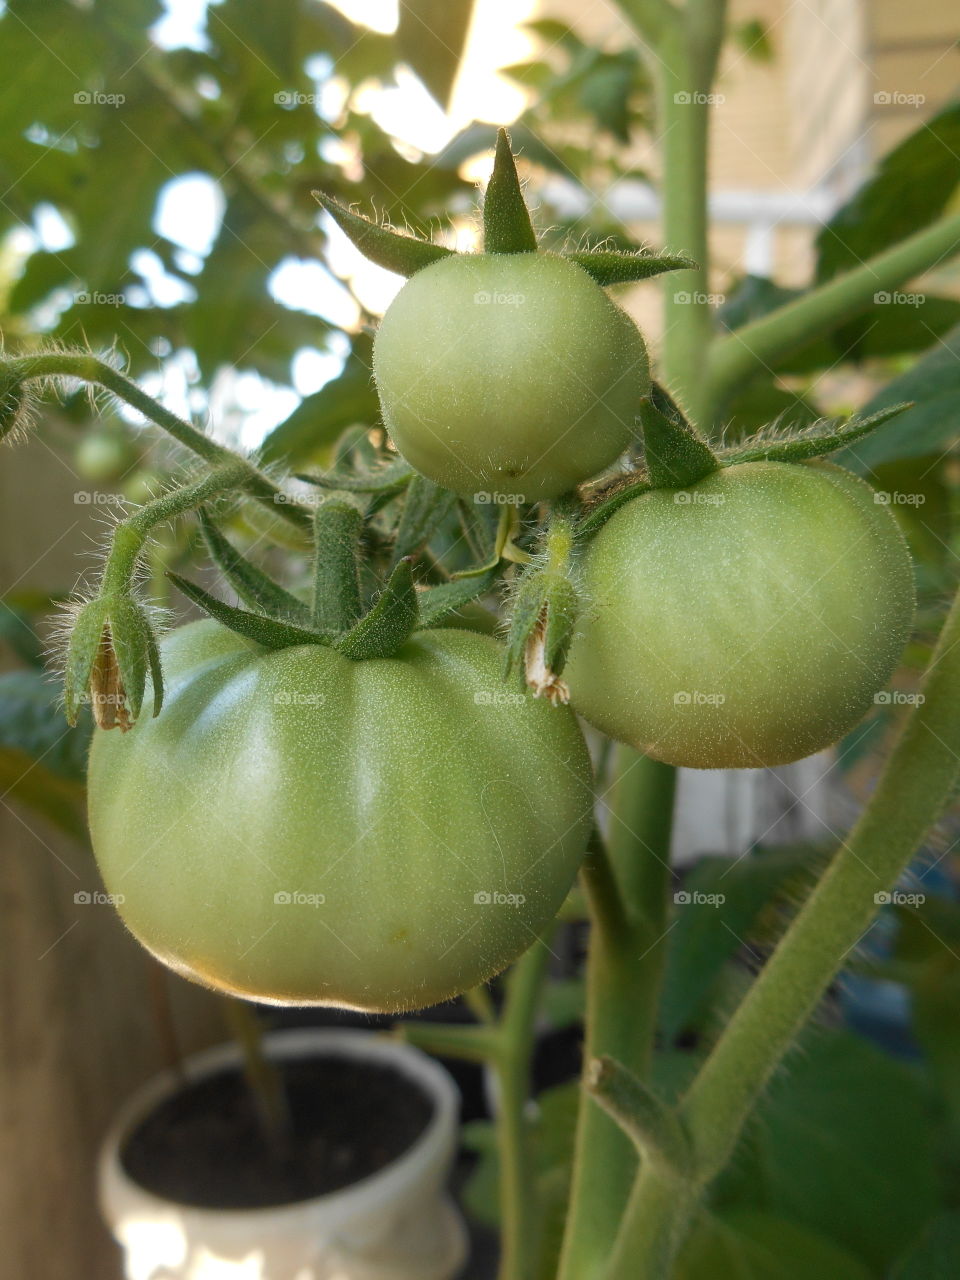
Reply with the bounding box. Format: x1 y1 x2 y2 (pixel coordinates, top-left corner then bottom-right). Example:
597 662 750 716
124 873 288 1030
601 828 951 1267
565 461 914 769
88 622 592 1011
373 253 648 502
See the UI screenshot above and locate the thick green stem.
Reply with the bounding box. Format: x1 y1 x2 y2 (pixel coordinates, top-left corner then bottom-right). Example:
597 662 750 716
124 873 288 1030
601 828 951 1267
706 211 960 417
558 756 676 1280
4 353 311 534
630 0 726 427
494 935 554 1280
609 585 960 1275
606 1165 697 1280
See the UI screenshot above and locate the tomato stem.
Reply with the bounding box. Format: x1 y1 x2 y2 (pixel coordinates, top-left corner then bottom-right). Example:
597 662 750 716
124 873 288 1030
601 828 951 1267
557 758 677 1279
1 352 312 534
705 210 960 421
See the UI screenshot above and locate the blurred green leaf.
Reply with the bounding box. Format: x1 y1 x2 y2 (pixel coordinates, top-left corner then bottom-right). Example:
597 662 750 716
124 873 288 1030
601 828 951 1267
835 322 960 471
892 1213 960 1279
677 1210 873 1279
397 0 475 111
717 1031 941 1269
258 332 378 466
0 669 92 840
816 102 960 284
660 845 826 1042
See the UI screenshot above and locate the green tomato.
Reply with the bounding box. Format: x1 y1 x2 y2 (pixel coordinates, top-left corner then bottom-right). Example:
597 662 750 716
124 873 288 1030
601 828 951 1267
565 461 915 769
373 253 648 502
88 621 592 1011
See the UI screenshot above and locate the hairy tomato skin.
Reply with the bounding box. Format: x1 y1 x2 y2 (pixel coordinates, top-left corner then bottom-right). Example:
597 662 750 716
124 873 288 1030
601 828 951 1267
565 461 915 769
373 253 648 502
88 622 592 1012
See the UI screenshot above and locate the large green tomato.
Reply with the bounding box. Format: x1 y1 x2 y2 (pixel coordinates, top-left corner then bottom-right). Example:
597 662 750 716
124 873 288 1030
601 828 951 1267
565 461 914 769
88 622 592 1011
373 253 648 502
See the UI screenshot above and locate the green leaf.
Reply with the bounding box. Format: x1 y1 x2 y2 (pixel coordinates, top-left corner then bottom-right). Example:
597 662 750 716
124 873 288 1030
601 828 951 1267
660 845 826 1042
392 475 457 564
677 1210 873 1280
835 322 960 471
397 0 476 111
717 1031 941 1269
816 102 960 285
482 129 538 254
337 560 419 660
168 573 330 651
198 509 313 626
569 249 697 285
0 669 92 841
417 570 497 628
892 1213 960 1279
314 190 455 277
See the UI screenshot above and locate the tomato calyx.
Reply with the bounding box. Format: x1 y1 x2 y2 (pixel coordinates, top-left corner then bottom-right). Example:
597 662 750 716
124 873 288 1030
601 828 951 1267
314 128 695 281
64 593 164 730
578 394 914 539
504 502 580 704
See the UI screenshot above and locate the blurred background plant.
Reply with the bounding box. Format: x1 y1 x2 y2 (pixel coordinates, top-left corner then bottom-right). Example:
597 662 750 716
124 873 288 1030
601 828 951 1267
2 1 960 1277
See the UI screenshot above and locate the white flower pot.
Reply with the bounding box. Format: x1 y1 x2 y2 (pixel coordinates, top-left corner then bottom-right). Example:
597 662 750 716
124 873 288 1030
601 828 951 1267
98 1028 469 1280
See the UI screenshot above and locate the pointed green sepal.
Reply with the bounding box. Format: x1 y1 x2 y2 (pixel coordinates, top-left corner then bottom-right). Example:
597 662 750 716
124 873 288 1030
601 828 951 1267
504 568 579 703
718 403 913 468
168 573 331 650
64 594 163 730
568 249 698 286
198 509 314 627
417 570 498 628
482 129 538 254
314 190 455 277
144 623 164 719
63 597 111 725
108 595 152 723
312 499 364 633
337 559 419 661
392 475 457 565
641 384 719 489
295 458 413 494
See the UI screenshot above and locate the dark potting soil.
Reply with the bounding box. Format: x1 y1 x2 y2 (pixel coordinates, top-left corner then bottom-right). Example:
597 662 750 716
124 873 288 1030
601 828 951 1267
121 1056 435 1209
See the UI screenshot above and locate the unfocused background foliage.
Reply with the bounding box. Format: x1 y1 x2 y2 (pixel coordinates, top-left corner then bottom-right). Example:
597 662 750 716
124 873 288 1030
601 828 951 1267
2 3 960 1277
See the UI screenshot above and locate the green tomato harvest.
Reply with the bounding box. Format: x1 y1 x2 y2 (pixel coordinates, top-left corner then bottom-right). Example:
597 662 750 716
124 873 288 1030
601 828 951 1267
565 461 915 769
88 621 592 1011
373 253 648 502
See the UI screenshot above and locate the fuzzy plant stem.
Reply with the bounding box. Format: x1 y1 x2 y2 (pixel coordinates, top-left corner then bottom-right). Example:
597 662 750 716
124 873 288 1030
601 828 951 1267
558 753 677 1280
2 353 311 534
100 462 251 598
